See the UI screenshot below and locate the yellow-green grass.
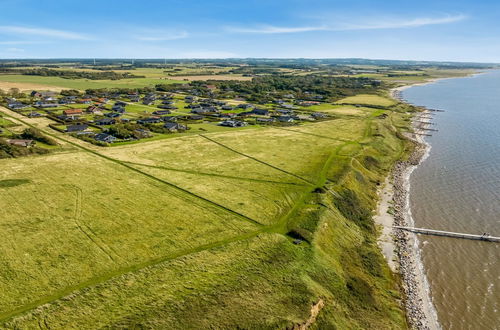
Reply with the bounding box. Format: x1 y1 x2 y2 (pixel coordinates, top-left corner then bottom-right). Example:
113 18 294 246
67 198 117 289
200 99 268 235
131 164 309 225
335 94 396 107
0 151 261 317
102 134 305 183
0 74 186 91
0 104 411 328
317 105 374 116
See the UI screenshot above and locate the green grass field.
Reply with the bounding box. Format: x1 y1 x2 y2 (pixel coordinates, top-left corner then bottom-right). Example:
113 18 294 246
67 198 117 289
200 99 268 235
335 94 396 107
0 92 414 328
0 74 186 90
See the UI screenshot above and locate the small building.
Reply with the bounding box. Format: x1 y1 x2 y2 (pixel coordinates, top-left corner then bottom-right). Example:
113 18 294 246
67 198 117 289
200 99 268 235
137 117 162 125
66 124 89 132
6 139 35 147
94 133 116 143
221 105 233 110
311 112 328 119
105 112 121 118
153 110 171 115
134 129 152 138
219 120 248 128
252 108 269 116
94 118 116 125
63 109 83 117
164 122 187 132
112 105 125 113
277 116 295 123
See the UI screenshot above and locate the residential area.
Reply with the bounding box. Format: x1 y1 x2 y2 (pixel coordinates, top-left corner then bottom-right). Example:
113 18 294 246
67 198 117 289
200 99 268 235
2 87 332 146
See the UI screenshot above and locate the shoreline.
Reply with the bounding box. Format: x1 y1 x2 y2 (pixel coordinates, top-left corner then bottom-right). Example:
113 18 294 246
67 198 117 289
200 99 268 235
375 79 448 329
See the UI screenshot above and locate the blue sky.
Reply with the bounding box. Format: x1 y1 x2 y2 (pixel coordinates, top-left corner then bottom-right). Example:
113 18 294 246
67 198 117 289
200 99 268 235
0 0 499 62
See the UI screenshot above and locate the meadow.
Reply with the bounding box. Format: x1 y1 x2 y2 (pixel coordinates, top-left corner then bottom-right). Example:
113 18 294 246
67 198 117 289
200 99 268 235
0 74 186 91
0 90 412 328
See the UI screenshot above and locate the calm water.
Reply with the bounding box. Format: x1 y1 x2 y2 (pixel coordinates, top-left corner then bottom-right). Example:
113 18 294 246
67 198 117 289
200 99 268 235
403 71 500 330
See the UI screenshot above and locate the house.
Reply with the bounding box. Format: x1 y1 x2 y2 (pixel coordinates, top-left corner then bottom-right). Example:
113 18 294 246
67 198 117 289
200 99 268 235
277 116 295 123
94 118 116 125
66 124 89 132
158 105 178 110
105 112 121 118
237 111 254 117
35 102 58 108
86 105 100 114
277 109 293 115
27 112 43 118
129 95 140 102
191 107 213 114
6 139 35 147
115 101 127 107
252 108 269 116
112 105 125 113
164 122 187 132
40 91 57 98
189 115 204 120
94 133 116 143
221 105 233 110
311 112 328 119
256 117 275 123
137 117 162 125
30 91 41 98
236 104 254 110
134 129 152 138
219 120 247 127
142 99 155 105
162 116 178 122
8 102 28 110
299 101 321 107
153 110 171 115
77 98 93 104
63 109 83 117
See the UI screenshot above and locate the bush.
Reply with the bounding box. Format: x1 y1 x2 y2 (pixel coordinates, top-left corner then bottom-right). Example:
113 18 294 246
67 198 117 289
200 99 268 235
16 128 58 146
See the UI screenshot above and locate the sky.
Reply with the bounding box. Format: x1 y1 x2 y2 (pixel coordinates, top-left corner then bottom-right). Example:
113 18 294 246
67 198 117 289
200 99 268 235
0 0 499 62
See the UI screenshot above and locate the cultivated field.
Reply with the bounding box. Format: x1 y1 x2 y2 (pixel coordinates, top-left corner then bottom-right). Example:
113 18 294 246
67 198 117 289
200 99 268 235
0 75 186 90
336 94 396 107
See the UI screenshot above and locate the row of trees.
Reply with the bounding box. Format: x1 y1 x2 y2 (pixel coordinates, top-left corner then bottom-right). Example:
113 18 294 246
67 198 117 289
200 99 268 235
0 68 145 80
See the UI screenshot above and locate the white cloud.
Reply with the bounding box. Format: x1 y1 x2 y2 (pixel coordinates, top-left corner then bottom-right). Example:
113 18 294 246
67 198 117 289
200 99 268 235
0 40 47 45
337 14 467 30
0 25 91 40
227 14 466 34
227 25 328 34
135 31 189 41
5 47 24 52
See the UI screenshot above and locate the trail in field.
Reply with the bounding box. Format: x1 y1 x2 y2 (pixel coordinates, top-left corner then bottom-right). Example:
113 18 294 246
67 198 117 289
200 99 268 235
272 126 351 142
70 185 121 262
199 134 315 185
123 161 307 186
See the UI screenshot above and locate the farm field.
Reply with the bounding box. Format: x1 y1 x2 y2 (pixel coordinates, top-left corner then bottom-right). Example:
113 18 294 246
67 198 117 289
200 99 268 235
0 74 186 90
335 94 396 107
0 98 410 328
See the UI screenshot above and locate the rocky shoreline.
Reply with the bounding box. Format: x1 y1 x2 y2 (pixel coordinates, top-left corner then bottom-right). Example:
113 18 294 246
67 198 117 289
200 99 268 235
392 136 434 330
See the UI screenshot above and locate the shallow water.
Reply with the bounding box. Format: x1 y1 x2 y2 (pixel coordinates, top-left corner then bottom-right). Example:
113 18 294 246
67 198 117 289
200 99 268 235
403 71 500 330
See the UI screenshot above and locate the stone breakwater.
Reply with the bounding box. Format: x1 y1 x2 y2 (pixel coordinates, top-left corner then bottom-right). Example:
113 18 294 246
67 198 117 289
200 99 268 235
392 137 434 330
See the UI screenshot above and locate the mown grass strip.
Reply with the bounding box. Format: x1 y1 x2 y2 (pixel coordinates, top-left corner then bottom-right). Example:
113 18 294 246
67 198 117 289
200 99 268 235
199 134 315 185
124 161 308 187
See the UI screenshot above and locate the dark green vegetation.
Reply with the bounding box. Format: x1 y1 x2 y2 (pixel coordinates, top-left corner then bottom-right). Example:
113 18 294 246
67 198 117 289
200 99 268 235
0 68 145 80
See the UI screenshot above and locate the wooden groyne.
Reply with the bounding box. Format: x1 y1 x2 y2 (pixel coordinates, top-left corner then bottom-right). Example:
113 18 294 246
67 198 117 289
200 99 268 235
394 226 500 242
